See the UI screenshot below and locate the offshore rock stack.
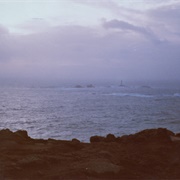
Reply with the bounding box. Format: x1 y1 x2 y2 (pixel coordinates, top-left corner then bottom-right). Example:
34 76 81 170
0 128 180 179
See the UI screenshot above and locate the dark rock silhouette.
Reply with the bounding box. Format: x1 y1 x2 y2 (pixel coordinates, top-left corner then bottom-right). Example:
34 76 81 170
105 133 116 142
75 85 83 88
140 85 152 89
1 128 180 179
90 135 105 143
86 84 94 88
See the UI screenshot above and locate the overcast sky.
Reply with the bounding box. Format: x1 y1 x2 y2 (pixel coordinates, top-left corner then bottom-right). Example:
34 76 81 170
0 0 180 84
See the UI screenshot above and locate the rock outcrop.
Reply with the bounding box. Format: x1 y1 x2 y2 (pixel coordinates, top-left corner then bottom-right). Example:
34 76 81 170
0 128 180 179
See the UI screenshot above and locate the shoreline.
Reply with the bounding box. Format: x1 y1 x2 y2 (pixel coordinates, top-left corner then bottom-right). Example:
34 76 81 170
1 128 180 179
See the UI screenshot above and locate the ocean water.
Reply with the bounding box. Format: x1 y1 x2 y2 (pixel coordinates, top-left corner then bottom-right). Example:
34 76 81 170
0 85 180 142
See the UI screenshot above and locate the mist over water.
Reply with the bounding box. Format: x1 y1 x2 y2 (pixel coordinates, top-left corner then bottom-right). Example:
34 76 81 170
0 82 180 142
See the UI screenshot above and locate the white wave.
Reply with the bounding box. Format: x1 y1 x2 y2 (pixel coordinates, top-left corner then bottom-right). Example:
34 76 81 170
106 93 180 98
107 93 154 98
174 93 180 97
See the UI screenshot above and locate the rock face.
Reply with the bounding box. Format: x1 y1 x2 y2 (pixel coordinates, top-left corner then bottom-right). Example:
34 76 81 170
0 128 180 179
90 128 174 143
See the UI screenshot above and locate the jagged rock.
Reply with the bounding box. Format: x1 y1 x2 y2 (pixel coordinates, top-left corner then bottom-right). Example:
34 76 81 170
117 128 174 143
90 134 116 143
0 129 31 145
15 130 30 140
90 136 105 143
86 84 94 88
75 85 83 88
134 128 174 142
1 128 180 179
105 134 116 142
72 138 80 142
72 138 80 143
0 129 14 139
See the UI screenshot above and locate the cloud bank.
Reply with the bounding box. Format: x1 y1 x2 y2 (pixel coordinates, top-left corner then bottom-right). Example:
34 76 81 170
0 1 180 84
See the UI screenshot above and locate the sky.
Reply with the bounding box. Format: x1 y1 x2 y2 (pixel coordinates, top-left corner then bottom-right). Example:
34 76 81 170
0 0 180 85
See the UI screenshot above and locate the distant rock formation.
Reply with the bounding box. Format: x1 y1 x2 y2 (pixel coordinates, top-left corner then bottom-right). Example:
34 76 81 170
86 84 94 88
74 84 95 88
75 85 83 88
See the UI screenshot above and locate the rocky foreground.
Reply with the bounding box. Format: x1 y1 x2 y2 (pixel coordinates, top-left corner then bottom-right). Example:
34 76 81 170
1 128 180 179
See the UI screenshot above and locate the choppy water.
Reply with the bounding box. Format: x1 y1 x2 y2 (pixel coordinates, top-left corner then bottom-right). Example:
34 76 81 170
0 85 180 142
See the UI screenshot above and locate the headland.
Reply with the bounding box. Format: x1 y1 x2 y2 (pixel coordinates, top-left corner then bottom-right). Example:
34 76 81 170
0 128 180 179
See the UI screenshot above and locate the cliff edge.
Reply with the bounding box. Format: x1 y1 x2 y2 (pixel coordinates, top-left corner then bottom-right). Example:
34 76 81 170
0 128 180 179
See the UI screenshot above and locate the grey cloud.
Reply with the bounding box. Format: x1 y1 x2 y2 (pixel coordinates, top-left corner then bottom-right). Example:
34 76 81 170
148 2 180 35
0 24 180 82
103 19 139 30
75 0 180 42
149 3 180 21
103 19 161 43
0 25 13 62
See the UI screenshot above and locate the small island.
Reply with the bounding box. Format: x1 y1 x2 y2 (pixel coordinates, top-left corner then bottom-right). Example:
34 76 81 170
86 84 95 88
75 85 83 88
0 128 180 179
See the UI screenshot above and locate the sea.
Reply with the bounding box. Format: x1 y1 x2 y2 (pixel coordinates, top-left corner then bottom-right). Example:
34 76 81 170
0 84 180 142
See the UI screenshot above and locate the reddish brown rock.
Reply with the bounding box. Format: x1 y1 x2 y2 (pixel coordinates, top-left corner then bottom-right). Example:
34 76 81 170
0 128 180 179
90 135 105 143
105 134 116 142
